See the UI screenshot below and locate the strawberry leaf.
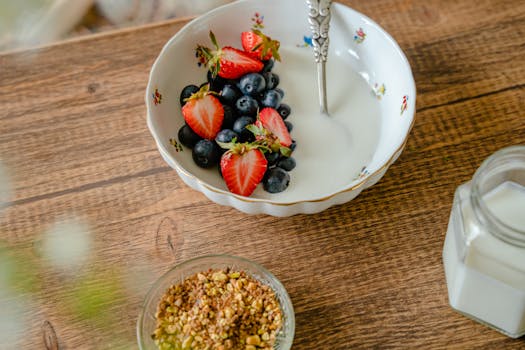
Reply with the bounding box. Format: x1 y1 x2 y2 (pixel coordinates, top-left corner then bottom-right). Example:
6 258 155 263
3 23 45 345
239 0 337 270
246 124 266 137
217 138 238 150
252 29 281 62
183 84 219 103
209 31 219 50
196 31 225 77
271 47 281 62
280 146 292 157
251 43 263 52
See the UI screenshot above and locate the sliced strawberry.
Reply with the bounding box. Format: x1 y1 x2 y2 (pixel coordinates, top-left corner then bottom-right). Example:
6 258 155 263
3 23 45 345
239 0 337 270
196 32 264 80
220 145 267 197
181 85 224 140
241 30 281 61
258 107 292 147
246 122 291 157
218 47 263 79
241 31 267 60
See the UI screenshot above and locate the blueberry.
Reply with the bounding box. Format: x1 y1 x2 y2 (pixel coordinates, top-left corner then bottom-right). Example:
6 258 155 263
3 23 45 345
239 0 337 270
263 72 280 90
192 139 221 168
233 116 255 142
265 152 281 166
180 84 199 106
178 124 202 148
277 157 296 171
220 84 241 106
215 129 238 144
235 95 259 116
207 71 230 92
285 121 293 132
221 105 238 130
274 88 285 99
238 73 266 97
260 90 282 109
290 139 297 151
263 167 290 193
262 59 275 73
277 103 291 120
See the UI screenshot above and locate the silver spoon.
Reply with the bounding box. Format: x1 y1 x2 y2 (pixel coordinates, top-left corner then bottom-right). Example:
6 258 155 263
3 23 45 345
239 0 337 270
306 0 332 115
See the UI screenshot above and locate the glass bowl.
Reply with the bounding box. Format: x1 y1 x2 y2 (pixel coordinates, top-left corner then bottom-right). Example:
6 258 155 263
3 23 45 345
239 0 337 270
137 254 295 349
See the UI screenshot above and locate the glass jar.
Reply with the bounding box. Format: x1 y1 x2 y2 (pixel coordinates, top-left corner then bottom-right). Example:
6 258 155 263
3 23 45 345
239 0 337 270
443 145 525 338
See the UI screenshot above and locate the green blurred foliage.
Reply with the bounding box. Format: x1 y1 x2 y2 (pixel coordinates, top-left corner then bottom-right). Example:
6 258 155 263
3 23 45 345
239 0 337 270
64 269 125 327
0 241 40 294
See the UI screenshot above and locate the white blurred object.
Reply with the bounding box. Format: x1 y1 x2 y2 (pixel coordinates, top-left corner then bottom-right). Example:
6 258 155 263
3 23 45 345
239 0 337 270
0 0 236 50
41 217 93 272
173 0 235 17
0 0 93 51
0 291 29 348
95 0 234 26
95 0 176 26
0 160 11 212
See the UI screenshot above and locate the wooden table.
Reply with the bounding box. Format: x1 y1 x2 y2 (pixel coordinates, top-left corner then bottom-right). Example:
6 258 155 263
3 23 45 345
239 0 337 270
1 0 524 348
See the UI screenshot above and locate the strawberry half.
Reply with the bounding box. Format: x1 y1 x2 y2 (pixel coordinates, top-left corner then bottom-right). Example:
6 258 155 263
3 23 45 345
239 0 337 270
241 30 281 61
220 143 268 197
181 85 224 140
219 47 264 79
196 31 263 80
247 122 291 157
258 107 292 147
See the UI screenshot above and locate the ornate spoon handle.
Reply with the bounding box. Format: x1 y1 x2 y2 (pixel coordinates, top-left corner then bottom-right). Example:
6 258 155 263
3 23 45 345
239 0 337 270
306 0 332 115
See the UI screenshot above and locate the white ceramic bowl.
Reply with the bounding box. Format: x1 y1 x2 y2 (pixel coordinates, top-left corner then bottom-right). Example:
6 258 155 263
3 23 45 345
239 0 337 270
146 0 416 216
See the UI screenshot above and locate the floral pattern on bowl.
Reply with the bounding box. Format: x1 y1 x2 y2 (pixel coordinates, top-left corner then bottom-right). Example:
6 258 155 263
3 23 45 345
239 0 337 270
354 27 366 43
373 83 386 99
401 95 409 115
152 88 162 105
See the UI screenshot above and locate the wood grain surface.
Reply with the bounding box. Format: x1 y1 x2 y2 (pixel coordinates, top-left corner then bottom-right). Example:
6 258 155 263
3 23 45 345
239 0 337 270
1 0 525 349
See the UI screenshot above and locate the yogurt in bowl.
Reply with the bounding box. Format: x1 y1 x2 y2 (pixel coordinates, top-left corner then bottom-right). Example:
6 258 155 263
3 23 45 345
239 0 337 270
146 0 416 216
271 45 381 201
